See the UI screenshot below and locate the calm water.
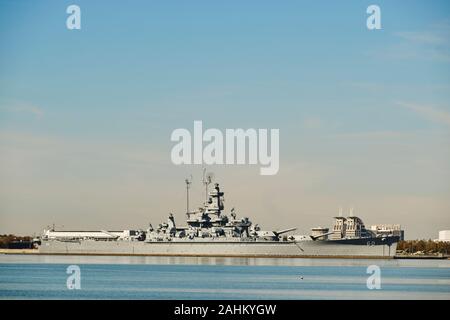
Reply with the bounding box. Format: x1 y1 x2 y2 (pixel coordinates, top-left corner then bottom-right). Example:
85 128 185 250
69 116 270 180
0 255 449 299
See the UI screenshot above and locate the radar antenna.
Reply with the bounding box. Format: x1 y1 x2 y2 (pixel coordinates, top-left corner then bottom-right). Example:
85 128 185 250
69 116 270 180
202 168 214 204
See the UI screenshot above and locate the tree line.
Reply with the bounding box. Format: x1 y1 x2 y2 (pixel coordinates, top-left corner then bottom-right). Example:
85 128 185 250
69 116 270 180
397 240 450 254
0 234 32 248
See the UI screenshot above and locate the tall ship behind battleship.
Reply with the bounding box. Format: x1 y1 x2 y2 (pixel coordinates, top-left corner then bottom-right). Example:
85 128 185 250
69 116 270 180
39 172 401 258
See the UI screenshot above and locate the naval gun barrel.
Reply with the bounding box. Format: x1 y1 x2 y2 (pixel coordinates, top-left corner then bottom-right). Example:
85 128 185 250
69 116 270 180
273 227 297 236
310 231 334 241
100 230 120 239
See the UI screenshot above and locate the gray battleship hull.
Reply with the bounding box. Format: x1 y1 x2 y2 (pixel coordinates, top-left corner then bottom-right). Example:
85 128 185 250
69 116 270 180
39 237 398 258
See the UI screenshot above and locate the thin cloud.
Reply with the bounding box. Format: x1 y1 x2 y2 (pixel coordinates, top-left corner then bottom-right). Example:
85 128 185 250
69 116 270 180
13 104 43 119
394 31 448 46
330 131 413 140
345 82 386 92
1 102 44 119
373 22 450 63
397 101 450 126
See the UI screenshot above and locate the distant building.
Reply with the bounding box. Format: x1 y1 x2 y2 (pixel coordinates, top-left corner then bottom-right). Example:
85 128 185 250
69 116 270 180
370 224 404 241
438 230 450 242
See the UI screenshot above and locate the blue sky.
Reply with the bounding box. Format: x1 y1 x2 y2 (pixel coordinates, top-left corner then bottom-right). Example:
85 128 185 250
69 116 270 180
0 1 449 238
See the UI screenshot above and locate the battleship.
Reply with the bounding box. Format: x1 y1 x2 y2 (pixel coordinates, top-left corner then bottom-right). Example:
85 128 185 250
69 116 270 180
39 172 400 258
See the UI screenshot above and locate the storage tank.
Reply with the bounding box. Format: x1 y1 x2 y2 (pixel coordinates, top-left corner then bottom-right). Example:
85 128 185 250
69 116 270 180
438 230 450 242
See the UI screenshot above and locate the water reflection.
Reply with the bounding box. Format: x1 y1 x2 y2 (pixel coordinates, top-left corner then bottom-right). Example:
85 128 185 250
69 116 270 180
0 254 449 268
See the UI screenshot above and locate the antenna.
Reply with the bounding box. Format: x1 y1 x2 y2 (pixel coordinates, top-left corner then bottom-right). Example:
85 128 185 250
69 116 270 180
185 175 192 215
206 172 214 184
202 168 214 204
339 207 343 217
349 207 354 217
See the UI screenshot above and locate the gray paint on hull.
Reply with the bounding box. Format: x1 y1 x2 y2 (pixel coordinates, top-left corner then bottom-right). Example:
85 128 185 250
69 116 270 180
39 239 397 258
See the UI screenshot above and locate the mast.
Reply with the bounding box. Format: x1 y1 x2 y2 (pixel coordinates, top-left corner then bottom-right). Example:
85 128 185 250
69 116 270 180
185 175 192 216
202 168 213 205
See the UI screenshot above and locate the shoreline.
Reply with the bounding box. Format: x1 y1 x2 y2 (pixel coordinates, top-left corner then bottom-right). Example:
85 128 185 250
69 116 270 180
0 249 448 260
